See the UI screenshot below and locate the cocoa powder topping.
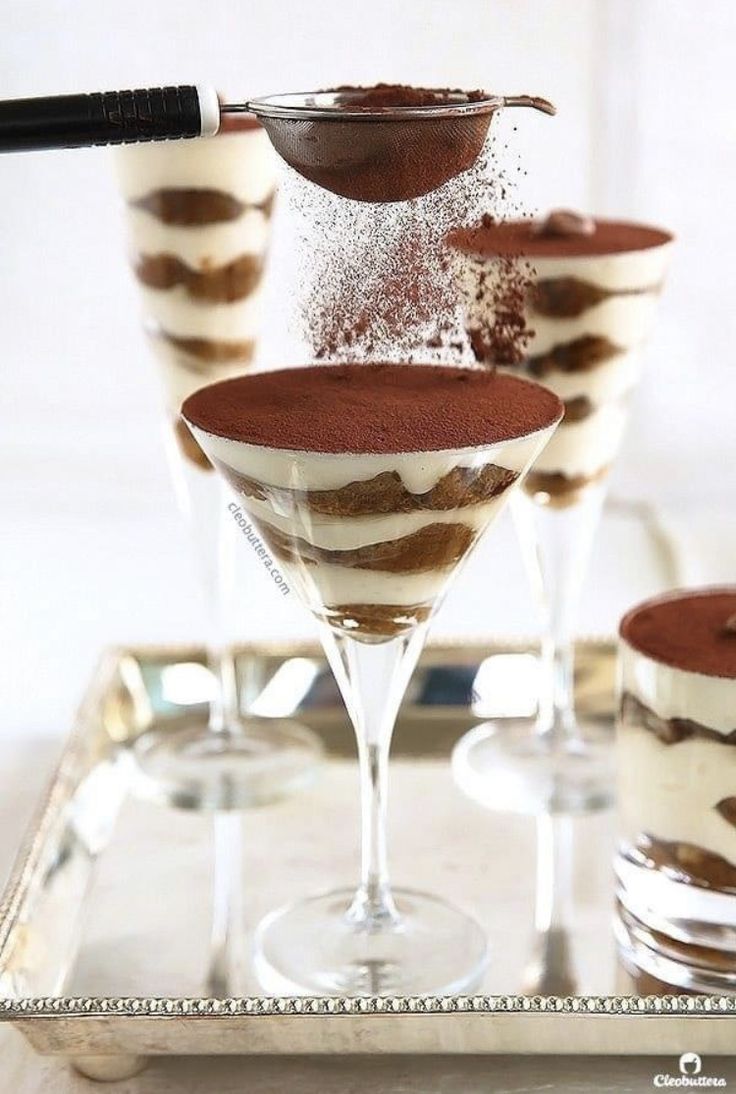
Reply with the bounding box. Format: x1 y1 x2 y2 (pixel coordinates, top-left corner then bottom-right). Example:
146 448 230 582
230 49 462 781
182 363 562 454
620 588 736 679
449 216 673 259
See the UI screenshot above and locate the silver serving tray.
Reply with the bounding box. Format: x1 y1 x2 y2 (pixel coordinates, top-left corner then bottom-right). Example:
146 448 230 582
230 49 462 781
1 641 734 1075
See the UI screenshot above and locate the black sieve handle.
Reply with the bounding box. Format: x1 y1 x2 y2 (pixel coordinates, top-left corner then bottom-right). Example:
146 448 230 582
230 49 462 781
0 85 220 153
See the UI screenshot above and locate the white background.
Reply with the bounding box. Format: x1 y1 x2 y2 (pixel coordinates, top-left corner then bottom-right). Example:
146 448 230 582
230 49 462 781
1 0 735 740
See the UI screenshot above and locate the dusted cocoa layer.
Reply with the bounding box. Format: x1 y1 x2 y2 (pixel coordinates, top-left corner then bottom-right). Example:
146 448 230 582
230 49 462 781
530 276 660 319
220 462 518 518
527 335 623 378
135 253 264 303
173 418 212 471
621 589 736 680
620 692 736 746
449 217 673 259
160 332 256 365
523 465 609 506
634 834 736 894
318 601 432 638
183 364 563 454
130 187 276 226
255 519 478 574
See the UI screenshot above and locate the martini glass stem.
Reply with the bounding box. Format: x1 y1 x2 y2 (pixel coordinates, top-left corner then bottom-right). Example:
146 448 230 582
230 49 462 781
319 624 429 927
512 484 607 746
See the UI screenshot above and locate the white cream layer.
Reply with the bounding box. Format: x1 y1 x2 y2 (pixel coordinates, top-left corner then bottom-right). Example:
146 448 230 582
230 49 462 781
532 399 629 478
189 423 557 610
115 128 277 206
620 640 736 736
139 285 264 341
529 349 641 406
618 726 736 867
125 206 271 269
191 429 549 494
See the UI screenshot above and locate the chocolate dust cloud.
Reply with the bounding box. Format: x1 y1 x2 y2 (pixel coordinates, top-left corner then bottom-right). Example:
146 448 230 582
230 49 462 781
283 111 537 366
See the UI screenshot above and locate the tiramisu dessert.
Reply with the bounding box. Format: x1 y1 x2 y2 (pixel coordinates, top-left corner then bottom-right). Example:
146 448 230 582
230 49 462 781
616 588 736 986
449 211 673 506
116 114 278 469
182 364 563 641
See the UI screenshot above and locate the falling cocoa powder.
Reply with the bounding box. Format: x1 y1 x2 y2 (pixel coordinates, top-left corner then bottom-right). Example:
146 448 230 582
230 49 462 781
290 118 536 365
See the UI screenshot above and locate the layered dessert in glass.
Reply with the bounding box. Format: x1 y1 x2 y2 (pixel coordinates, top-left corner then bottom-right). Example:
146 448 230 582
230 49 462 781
183 363 562 996
116 114 277 470
448 212 674 817
183 363 560 642
449 211 673 506
616 587 736 993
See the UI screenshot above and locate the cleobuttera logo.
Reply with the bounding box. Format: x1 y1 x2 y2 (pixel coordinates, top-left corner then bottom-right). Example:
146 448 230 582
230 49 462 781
653 1053 726 1087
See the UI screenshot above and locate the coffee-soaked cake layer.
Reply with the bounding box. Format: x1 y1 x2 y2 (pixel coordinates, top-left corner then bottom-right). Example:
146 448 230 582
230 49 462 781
634 834 736 893
530 277 661 320
173 417 213 472
219 462 518 517
523 465 609 507
135 253 265 303
158 332 257 365
621 589 736 680
130 187 276 226
450 212 672 502
248 520 478 574
621 692 736 746
319 603 433 638
183 364 562 453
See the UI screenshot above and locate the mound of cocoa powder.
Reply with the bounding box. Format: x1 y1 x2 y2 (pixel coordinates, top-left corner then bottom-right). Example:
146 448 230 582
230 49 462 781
182 362 563 454
620 588 736 679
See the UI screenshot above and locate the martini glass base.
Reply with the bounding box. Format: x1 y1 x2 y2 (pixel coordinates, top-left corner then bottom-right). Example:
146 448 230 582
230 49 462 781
128 718 322 811
453 719 614 816
254 887 489 997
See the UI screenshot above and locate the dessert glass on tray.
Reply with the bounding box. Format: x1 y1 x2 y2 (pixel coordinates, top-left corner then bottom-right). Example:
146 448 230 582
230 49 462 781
615 587 736 993
183 362 562 996
449 211 673 815
115 117 321 811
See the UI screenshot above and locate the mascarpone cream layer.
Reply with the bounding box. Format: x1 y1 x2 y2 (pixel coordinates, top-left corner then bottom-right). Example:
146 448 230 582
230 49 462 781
115 128 277 207
138 285 264 341
620 641 736 736
618 726 736 866
191 429 548 495
532 399 629 477
125 206 271 269
528 292 662 357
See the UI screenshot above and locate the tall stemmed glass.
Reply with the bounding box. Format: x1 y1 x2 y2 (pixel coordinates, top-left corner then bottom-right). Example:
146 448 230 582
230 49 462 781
114 118 321 994
183 362 562 996
450 212 673 815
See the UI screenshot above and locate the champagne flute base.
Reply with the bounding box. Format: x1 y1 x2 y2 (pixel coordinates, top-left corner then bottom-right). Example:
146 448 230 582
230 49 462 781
254 887 488 997
452 719 614 817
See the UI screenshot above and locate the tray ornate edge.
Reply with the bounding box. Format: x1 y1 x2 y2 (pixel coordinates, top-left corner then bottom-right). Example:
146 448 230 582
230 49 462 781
1 643 734 1035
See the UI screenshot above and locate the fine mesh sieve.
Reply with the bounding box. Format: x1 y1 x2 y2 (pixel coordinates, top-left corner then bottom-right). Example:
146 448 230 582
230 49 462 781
233 87 556 203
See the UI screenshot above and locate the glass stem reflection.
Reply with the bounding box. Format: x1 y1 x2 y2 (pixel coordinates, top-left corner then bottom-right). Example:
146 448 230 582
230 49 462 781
319 624 429 927
513 484 607 747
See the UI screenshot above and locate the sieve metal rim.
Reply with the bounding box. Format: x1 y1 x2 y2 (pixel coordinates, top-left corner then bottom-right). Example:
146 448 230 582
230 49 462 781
246 91 507 123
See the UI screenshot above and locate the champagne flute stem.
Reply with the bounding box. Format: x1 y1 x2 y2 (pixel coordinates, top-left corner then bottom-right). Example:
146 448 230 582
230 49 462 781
318 624 428 927
513 485 607 747
206 810 243 996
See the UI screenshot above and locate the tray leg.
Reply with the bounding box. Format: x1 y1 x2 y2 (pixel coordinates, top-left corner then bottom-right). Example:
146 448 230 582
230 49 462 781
71 1054 148 1081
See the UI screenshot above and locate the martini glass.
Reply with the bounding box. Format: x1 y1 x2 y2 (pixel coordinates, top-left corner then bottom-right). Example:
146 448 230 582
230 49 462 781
450 213 673 816
115 118 321 811
183 362 562 996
